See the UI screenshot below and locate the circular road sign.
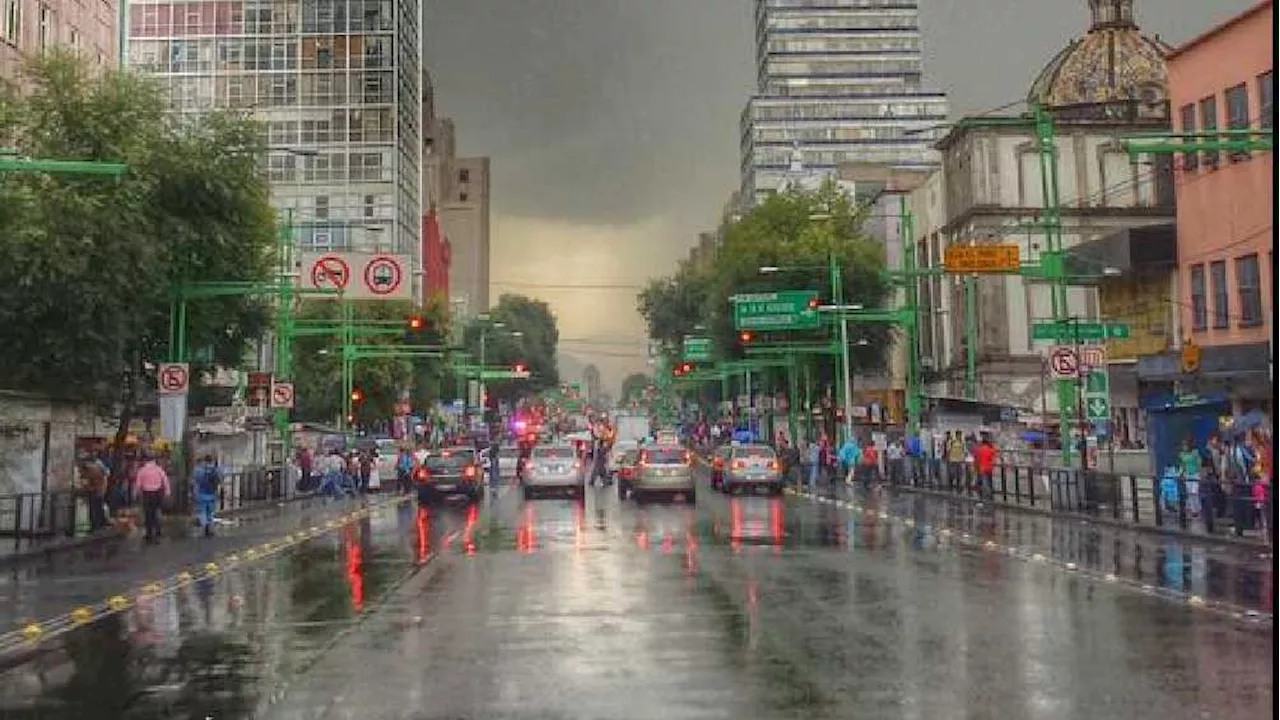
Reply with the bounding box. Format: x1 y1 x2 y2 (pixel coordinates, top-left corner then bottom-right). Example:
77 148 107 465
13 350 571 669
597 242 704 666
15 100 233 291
363 255 403 295
272 383 295 408
158 363 190 394
311 255 351 290
1049 347 1079 379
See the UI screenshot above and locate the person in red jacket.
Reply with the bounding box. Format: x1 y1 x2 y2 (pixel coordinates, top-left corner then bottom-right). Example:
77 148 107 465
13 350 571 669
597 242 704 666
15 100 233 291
974 433 998 501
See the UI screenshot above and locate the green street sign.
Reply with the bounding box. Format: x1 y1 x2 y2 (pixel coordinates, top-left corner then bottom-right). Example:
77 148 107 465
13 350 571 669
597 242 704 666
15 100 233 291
732 290 820 331
682 336 712 362
1084 367 1110 422
1032 321 1130 341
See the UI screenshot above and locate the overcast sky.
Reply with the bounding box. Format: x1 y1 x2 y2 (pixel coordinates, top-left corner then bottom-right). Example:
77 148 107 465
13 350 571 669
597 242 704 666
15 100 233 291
422 0 1257 393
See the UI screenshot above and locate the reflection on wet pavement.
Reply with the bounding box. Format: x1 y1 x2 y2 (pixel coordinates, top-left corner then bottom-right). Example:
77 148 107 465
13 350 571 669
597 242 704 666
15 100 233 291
0 479 1271 719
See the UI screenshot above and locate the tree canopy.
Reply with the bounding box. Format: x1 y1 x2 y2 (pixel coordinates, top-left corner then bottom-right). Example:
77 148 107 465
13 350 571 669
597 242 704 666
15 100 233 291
460 294 559 401
0 53 276 407
620 373 652 403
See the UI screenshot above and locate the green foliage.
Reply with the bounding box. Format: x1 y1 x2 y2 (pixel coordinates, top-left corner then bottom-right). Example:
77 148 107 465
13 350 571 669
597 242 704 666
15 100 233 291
637 262 709 355
0 53 276 404
461 294 560 401
291 299 451 424
620 372 652 402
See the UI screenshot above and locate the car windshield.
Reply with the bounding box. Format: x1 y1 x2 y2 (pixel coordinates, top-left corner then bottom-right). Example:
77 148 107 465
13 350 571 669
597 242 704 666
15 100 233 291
426 451 473 472
645 448 686 464
534 447 576 460
733 446 775 460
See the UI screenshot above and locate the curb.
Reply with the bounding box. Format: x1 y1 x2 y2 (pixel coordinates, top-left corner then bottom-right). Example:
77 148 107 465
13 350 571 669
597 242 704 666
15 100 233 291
886 483 1269 550
0 492 324 569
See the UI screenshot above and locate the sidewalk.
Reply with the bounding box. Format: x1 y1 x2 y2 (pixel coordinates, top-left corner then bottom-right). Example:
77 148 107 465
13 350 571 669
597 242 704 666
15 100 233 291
0 493 397 630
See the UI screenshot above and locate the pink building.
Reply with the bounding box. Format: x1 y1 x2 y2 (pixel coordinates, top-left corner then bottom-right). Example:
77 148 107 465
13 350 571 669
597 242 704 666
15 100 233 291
1 0 118 82
1167 0 1274 412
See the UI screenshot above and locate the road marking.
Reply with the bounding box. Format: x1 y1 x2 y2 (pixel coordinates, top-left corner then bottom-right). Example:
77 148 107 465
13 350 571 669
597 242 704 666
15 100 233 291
1 494 410 653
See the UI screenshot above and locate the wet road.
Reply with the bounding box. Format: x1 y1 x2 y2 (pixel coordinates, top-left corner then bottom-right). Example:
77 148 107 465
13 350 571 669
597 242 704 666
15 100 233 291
0 472 1272 719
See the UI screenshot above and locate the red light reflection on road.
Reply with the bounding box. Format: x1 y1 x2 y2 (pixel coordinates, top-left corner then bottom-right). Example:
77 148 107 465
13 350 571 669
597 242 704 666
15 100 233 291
684 531 699 575
574 500 585 551
464 502 478 555
344 527 364 612
769 497 784 547
516 503 536 554
730 499 743 553
661 533 674 555
415 506 430 563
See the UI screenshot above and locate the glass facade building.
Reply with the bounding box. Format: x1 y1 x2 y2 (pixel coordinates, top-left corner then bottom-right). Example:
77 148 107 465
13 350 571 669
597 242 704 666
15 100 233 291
126 0 422 265
741 0 948 206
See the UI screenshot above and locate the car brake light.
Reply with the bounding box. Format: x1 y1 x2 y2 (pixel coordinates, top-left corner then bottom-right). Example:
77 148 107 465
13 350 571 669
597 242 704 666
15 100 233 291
732 460 747 470
769 459 780 471
463 465 477 479
713 458 724 469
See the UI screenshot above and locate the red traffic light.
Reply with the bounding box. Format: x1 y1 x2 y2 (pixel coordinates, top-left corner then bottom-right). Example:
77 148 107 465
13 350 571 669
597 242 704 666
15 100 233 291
407 315 426 331
807 297 819 309
350 388 364 403
739 331 755 344
680 362 693 373
514 363 528 374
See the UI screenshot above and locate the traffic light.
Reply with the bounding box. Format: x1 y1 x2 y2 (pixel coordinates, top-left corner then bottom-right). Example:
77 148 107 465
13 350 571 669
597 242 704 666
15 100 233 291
407 315 426 331
513 362 528 375
350 388 365 404
738 330 755 344
807 297 820 309
680 362 693 374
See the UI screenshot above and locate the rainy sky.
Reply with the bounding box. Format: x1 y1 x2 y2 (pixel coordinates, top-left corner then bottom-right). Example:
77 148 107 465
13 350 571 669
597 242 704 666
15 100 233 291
422 0 1257 393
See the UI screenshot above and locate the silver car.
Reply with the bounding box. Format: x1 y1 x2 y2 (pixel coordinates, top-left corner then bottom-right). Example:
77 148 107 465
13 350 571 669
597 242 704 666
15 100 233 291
521 445 585 499
631 445 695 503
719 444 783 495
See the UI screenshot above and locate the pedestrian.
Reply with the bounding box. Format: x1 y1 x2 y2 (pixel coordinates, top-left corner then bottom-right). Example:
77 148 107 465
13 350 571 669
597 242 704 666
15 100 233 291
133 450 171 543
858 439 880 489
805 439 821 494
358 450 373 494
837 435 859 486
1178 438 1202 518
904 432 923 486
946 432 966 490
397 447 415 493
886 438 905 485
974 434 998 501
192 454 222 536
78 455 109 532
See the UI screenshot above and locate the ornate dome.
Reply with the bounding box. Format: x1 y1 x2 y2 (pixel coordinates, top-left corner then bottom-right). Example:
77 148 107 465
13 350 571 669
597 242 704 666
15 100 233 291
1028 0 1172 121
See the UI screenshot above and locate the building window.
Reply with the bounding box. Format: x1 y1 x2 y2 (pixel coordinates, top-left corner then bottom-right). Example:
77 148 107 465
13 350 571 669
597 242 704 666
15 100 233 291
1224 83 1249 162
69 27 79 50
364 194 375 218
314 196 329 220
1189 264 1207 331
1199 96 1218 169
459 168 470 183
1210 260 1229 329
1178 103 1197 171
459 191 468 202
1236 253 1262 327
2 0 19 44
38 5 53 51
1259 71 1274 129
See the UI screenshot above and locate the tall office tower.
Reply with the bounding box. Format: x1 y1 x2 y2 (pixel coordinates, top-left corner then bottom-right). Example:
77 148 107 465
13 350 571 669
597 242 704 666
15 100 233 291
126 0 423 282
740 0 949 207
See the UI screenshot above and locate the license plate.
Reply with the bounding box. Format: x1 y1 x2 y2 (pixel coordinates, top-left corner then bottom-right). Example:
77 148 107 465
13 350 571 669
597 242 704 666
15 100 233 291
437 484 456 492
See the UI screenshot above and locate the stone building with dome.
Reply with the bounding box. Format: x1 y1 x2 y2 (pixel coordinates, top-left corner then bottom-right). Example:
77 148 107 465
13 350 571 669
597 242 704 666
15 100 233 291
904 0 1179 445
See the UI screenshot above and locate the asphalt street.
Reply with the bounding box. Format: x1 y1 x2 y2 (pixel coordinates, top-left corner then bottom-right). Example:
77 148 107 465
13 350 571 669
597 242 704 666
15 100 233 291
0 468 1272 720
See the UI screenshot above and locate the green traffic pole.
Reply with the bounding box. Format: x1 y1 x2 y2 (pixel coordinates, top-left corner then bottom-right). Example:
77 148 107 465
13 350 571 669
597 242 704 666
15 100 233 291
900 196 921 435
786 354 798 445
274 208 295 451
1033 103 1074 466
341 299 354 440
830 251 851 444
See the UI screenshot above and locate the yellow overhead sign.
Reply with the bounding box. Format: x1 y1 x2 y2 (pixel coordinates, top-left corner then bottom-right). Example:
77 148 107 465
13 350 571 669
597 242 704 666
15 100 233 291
944 244 1021 273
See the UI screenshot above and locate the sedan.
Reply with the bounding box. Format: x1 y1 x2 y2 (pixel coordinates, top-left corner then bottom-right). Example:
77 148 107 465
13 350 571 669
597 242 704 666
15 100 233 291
521 445 585 500
631 445 695 503
718 444 783 495
416 448 482 504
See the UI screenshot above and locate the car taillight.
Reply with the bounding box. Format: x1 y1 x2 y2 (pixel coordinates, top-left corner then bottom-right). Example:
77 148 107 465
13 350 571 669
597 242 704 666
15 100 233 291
414 467 431 484
732 460 747 470
463 465 477 479
713 458 724 469
769 459 780 471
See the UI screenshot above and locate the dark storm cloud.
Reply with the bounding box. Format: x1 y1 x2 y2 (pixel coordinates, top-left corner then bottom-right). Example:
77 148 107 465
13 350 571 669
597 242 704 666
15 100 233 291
422 0 1257 392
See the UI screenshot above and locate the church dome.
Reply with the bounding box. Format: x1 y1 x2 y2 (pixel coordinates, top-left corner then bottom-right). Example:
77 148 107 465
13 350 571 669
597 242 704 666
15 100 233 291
1028 0 1172 121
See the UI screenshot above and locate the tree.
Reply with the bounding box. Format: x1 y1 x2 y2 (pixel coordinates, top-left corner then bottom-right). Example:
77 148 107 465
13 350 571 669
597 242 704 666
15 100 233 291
620 372 652 402
461 294 559 401
637 260 709 354
291 298 451 425
0 54 276 438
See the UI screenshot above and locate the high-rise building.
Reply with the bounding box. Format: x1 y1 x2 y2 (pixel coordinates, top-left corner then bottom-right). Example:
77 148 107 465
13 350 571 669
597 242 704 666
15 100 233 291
439 155 490 317
2 0 118 82
740 0 949 207
125 0 423 288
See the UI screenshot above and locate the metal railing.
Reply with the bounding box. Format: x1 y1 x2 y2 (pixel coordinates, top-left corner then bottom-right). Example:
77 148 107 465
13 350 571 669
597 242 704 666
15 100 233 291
893 460 1273 544
0 466 293 553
